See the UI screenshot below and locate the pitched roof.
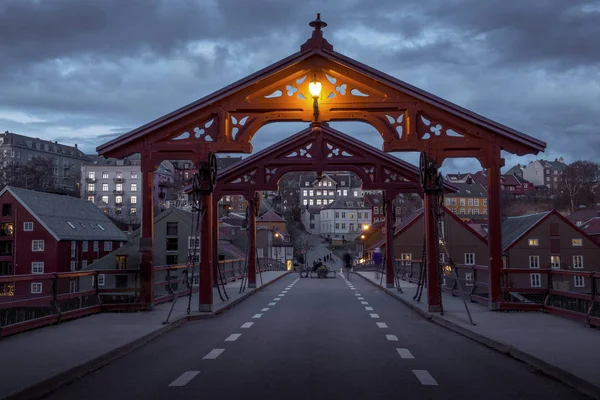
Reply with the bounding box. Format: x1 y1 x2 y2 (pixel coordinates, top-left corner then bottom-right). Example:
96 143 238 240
2 186 127 241
502 174 521 186
581 217 600 236
321 197 370 210
257 210 285 223
501 211 550 250
567 208 600 224
445 183 488 198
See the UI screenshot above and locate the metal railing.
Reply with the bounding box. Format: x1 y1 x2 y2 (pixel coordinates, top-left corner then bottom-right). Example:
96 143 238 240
356 258 599 328
0 257 289 338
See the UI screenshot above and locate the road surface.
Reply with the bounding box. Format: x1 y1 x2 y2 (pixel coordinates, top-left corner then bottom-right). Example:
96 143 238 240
44 273 588 400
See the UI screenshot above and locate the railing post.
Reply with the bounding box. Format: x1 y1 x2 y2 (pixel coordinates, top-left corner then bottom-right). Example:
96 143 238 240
587 272 596 327
52 273 61 323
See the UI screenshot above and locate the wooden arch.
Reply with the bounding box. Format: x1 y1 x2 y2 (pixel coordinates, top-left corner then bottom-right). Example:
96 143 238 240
214 123 456 199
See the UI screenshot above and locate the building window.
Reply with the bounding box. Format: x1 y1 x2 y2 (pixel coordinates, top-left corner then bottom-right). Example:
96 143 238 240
130 207 137 215
528 239 539 247
341 212 346 218
550 256 560 269
459 208 465 214
102 183 109 192
316 199 322 205
87 196 94 202
188 236 200 249
88 171 95 179
82 260 88 269
188 254 200 264
353 190 358 197
451 198 457 205
116 183 123 192
445 198 451 205
22 221 34 231
468 199 473 206
303 199 308 205
166 222 178 235
98 274 105 287
166 255 178 265
115 196 123 204
572 239 582 247
130 196 137 204
400 253 412 261
529 255 540 269
341 223 346 229
572 255 584 269
166 238 178 252
31 282 43 294
303 190 307 196
335 223 340 229
530 273 541 288
309 190 314 196
316 190 322 196
101 196 109 204
335 212 340 218
104 242 112 251
309 200 314 205
116 255 127 269
93 241 99 251
102 171 109 179
32 240 44 252
474 199 479 206
82 241 88 252
70 261 77 271
483 199 488 206
464 253 475 265
343 190 348 196
131 171 138 179
131 183 138 191
2 204 12 217
573 275 585 288
460 199 465 206
31 262 44 274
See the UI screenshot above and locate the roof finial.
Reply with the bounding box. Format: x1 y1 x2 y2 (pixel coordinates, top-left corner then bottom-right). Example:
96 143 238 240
309 13 327 31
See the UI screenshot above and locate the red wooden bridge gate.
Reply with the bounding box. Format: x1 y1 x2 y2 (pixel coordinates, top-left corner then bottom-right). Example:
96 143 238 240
96 14 546 313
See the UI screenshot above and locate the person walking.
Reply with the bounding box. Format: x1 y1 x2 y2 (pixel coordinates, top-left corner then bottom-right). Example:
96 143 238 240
343 252 353 281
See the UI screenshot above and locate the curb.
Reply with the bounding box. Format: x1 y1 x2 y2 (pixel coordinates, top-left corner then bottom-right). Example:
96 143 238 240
188 271 292 320
353 272 600 400
4 271 292 400
4 316 188 400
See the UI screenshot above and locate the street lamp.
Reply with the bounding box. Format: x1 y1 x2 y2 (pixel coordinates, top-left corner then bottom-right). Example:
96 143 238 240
363 224 370 230
360 234 366 240
309 74 322 122
274 232 280 239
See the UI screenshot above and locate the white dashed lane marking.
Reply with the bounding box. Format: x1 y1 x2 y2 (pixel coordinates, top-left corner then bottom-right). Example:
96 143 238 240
358 297 364 300
413 370 437 385
361 301 369 305
376 322 388 328
241 322 254 328
355 294 360 297
397 348 415 359
169 371 200 387
203 349 225 360
253 314 263 319
370 313 380 319
273 298 281 301
386 335 398 341
268 302 276 306
225 334 241 342
261 308 269 312
365 306 373 311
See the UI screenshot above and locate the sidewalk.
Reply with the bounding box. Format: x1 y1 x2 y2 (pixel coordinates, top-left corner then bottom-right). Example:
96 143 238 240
356 271 600 400
0 271 290 400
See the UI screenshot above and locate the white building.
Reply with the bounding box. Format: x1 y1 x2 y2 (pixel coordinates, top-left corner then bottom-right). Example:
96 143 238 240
298 172 362 207
319 197 372 241
301 207 322 235
521 158 566 190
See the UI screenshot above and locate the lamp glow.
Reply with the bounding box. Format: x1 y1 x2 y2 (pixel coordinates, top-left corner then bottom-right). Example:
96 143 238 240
274 233 280 238
309 79 322 98
360 234 366 239
363 224 369 230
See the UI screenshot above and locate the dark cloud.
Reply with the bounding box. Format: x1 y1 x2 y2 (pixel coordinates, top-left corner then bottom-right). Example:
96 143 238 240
0 0 598 173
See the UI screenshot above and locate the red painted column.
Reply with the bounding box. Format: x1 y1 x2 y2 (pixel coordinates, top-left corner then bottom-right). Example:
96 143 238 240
199 193 214 312
385 196 395 288
212 195 220 288
487 161 502 309
247 199 257 288
139 156 155 311
424 194 442 312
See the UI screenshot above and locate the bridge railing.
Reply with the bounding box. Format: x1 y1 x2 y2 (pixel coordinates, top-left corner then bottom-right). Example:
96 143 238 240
0 257 288 338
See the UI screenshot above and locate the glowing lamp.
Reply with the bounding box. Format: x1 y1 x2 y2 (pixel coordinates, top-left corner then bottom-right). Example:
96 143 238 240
274 233 280 238
363 224 369 230
360 234 366 240
309 78 322 98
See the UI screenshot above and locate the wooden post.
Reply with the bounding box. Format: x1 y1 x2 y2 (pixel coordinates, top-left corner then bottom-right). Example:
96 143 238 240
425 194 442 312
199 193 214 312
385 195 395 288
139 155 155 311
247 198 257 288
212 195 220 287
486 157 503 309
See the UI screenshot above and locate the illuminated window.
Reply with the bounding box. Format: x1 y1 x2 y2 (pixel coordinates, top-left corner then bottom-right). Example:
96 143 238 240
550 256 560 269
528 239 539 246
572 239 582 246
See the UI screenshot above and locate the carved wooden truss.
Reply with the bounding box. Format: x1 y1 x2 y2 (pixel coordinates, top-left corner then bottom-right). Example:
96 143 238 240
97 17 546 168
214 123 455 199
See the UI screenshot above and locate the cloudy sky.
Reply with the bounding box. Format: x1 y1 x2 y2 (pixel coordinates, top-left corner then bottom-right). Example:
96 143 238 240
1 0 599 173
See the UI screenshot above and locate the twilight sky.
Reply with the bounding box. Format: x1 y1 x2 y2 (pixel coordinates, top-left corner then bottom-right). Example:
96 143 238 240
1 0 599 173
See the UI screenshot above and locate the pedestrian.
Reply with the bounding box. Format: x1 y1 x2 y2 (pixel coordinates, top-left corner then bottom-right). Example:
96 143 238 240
343 252 353 280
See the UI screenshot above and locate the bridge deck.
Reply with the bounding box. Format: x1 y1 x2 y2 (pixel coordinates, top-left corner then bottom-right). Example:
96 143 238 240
12 272 593 400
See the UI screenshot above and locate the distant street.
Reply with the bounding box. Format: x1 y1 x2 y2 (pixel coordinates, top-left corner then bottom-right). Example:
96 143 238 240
43 268 588 400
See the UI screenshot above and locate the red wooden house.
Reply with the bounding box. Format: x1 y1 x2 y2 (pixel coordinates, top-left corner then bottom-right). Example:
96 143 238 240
0 186 126 298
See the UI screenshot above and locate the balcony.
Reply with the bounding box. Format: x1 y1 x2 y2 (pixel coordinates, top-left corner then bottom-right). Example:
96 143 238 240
113 190 124 195
85 178 96 183
85 190 96 195
115 201 123 207
113 177 124 183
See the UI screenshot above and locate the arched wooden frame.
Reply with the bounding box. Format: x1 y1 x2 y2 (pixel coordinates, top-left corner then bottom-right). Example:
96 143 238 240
214 123 456 200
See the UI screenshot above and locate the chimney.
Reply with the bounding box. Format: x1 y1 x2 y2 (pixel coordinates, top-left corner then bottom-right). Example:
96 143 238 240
74 144 78 149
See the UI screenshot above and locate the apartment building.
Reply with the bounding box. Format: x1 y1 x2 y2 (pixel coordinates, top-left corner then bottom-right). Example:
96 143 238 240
319 197 372 242
298 172 362 207
443 183 488 220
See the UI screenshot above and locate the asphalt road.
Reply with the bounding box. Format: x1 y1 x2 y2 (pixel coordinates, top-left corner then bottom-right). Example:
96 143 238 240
43 273 589 400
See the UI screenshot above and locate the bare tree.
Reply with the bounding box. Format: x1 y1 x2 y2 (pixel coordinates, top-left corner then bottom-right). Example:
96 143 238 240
293 234 315 263
560 161 600 213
